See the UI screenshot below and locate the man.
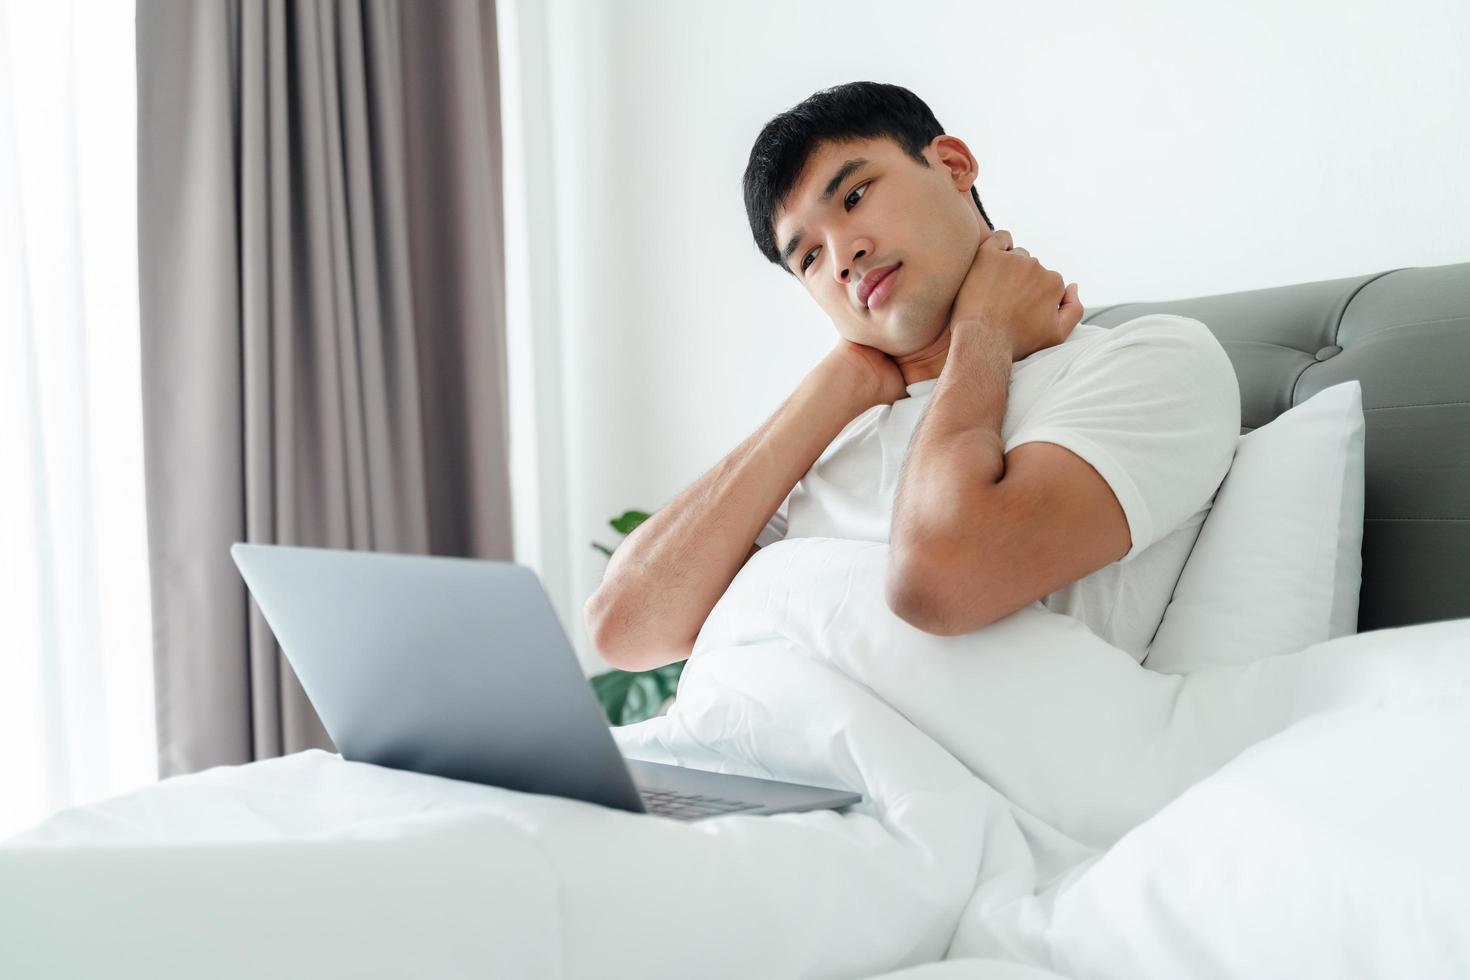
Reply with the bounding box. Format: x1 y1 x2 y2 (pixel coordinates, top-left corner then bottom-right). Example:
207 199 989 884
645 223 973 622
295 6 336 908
586 81 1240 672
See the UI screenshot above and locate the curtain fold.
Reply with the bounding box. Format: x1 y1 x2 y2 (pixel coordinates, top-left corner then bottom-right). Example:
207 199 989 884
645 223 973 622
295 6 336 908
0 0 155 839
137 0 511 777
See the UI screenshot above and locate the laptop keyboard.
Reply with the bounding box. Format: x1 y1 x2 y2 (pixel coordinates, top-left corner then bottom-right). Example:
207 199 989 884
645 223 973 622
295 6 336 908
638 788 764 819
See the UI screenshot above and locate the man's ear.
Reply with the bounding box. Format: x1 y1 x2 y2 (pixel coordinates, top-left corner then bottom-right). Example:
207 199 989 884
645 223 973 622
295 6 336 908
930 135 979 195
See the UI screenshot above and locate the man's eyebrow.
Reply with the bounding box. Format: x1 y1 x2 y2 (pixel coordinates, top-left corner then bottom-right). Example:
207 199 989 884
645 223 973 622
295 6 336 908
778 157 871 271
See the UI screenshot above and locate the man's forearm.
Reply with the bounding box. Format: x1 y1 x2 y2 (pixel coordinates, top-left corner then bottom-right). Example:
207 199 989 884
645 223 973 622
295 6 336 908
587 370 869 672
890 320 1014 559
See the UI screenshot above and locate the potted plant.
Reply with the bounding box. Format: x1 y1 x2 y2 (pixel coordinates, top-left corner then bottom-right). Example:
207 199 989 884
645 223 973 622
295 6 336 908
588 509 685 725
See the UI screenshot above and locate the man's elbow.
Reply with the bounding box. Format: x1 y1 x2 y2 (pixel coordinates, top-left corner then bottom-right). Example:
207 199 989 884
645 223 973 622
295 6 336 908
885 560 966 637
585 592 693 672
584 592 638 670
885 554 1008 637
888 593 949 636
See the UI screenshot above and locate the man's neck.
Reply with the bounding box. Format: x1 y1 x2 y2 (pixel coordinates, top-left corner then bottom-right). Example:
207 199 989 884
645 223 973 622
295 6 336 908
895 323 953 389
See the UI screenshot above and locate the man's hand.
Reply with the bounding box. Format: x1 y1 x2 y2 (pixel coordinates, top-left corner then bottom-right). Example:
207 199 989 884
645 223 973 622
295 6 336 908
946 229 1083 362
818 338 908 411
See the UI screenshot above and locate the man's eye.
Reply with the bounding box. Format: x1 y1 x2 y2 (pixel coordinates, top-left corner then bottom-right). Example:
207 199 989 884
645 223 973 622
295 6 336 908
800 181 870 274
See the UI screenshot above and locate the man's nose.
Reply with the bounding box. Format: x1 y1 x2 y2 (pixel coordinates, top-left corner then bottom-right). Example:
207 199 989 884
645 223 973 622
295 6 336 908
836 247 867 285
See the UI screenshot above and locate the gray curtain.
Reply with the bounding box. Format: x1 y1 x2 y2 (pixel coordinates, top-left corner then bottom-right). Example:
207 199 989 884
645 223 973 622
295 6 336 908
136 0 513 778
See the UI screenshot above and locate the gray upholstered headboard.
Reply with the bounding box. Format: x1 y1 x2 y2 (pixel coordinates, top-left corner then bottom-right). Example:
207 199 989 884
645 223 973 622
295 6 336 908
1080 261 1470 634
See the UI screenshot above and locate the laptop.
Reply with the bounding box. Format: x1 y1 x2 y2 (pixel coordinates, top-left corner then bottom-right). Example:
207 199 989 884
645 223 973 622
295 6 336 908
230 543 862 822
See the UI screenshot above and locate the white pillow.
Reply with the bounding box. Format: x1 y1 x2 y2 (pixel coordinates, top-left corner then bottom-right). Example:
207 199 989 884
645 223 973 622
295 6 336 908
1037 622 1470 979
1144 379 1365 673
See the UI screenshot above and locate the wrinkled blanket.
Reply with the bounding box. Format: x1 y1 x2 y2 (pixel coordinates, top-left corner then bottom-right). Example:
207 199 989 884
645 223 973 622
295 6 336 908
5 535 1469 979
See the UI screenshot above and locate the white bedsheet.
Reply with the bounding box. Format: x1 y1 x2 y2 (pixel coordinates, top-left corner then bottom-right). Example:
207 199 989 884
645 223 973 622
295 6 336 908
4 535 1469 979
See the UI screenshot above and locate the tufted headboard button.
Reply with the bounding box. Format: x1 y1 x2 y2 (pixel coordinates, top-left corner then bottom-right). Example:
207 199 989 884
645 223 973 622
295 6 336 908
1084 261 1470 632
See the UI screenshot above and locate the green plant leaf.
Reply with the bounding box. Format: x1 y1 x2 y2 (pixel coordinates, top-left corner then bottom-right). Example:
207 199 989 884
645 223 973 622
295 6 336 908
588 659 686 726
589 669 635 725
609 510 652 536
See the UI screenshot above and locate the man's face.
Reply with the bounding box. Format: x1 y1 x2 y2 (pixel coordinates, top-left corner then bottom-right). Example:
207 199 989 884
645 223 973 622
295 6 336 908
772 134 988 355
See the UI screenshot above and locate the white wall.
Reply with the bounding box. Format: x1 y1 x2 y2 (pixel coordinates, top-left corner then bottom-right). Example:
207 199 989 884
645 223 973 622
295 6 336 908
502 0 1470 675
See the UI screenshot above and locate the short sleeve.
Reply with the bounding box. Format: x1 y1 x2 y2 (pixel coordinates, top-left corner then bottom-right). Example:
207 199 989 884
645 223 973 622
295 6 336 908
753 488 792 548
1003 314 1241 563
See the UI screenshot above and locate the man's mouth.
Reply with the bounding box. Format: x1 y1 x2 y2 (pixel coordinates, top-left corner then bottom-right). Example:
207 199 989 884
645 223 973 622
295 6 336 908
860 263 900 309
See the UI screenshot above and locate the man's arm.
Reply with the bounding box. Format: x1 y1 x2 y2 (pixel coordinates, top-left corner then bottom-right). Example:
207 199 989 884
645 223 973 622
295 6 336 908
886 319 1130 636
586 353 878 672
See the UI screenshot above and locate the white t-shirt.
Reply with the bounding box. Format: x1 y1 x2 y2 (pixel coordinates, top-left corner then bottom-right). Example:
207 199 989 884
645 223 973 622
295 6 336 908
754 313 1242 663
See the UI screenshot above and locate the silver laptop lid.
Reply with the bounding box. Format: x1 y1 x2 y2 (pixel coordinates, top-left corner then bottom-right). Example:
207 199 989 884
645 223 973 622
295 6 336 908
230 543 647 814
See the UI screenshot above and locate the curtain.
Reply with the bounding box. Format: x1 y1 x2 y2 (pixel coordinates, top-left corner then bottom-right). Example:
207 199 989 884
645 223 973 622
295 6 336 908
136 0 513 778
0 0 156 839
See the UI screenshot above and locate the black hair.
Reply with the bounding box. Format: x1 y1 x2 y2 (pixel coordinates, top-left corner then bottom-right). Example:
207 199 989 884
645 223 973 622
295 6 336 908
742 80 994 276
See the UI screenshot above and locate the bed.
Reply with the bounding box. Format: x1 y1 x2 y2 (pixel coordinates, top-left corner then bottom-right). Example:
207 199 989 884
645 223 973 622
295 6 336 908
3 259 1469 980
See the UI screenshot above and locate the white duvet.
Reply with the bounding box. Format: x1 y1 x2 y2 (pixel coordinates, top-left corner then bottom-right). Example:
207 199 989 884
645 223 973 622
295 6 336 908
4 535 1469 980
